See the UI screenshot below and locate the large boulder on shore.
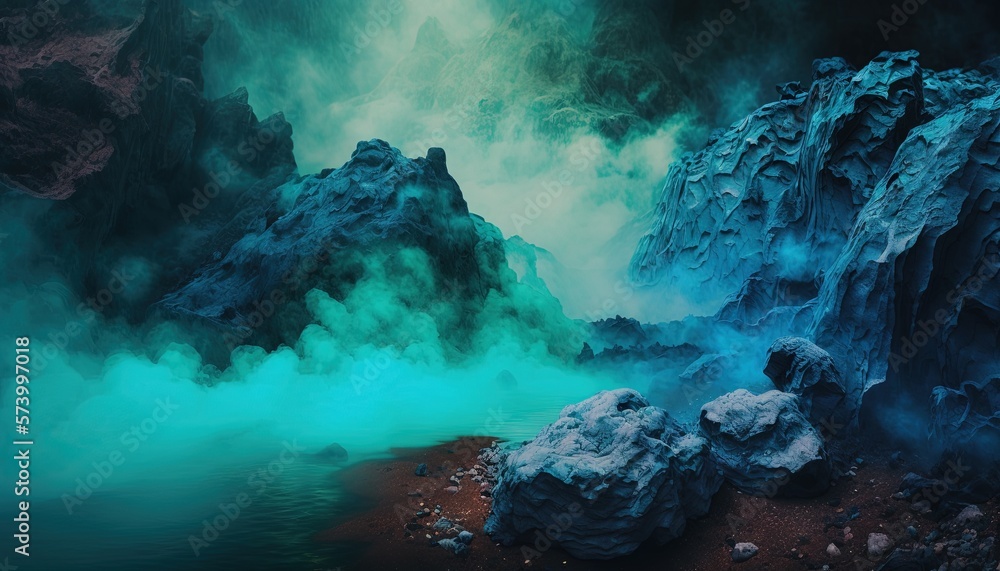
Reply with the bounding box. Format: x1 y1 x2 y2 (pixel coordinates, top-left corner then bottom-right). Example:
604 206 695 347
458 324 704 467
699 389 831 497
484 389 723 560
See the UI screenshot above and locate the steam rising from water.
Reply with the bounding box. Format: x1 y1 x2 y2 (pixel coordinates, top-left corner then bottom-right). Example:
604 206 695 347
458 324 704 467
7 5 997 565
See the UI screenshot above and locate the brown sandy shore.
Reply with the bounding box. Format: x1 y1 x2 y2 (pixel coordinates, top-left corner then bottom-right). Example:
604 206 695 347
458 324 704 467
316 437 998 571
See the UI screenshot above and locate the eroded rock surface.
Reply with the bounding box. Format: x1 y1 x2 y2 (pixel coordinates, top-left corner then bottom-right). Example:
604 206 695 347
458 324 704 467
485 389 722 559
699 389 831 497
764 337 850 427
631 50 1000 475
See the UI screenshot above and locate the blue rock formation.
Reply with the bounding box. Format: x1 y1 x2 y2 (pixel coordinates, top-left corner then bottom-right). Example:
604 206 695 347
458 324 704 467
764 337 850 428
699 389 831 497
631 52 927 309
160 140 507 348
630 51 1000 466
930 378 1000 462
484 389 722 559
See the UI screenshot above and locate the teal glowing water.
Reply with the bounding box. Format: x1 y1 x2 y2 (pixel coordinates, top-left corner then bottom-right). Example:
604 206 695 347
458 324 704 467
11 344 667 570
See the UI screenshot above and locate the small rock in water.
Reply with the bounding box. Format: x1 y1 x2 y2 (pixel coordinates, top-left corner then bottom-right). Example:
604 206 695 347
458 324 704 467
457 531 474 544
445 485 460 494
495 369 518 389
415 463 428 477
316 442 349 463
826 543 841 557
731 542 759 563
867 532 892 558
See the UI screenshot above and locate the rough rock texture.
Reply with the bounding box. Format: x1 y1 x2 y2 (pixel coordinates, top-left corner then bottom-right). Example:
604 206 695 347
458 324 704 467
159 140 507 349
485 389 722 559
867 532 892 558
731 542 759 563
763 337 850 427
631 52 926 305
931 377 1000 443
876 502 998 571
930 378 1000 460
810 84 1000 412
699 389 831 497
631 50 1000 474
0 0 296 312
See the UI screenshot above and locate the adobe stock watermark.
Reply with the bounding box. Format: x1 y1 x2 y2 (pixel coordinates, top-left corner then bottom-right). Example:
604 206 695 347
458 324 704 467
219 234 343 351
519 503 585 561
61 398 180 514
5 0 72 49
188 439 306 556
407 92 486 159
178 113 289 223
338 1 404 61
349 326 432 395
877 0 931 41
672 0 751 72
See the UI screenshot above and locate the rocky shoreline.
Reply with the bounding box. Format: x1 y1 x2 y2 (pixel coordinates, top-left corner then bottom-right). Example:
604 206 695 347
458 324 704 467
315 435 997 570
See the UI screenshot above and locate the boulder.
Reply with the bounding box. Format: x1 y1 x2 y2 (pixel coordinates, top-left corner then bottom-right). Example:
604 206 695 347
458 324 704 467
699 389 831 497
485 389 722 559
763 337 850 427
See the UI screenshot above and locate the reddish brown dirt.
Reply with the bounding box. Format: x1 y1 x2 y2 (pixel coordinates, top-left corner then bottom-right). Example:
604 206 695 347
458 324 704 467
316 438 998 571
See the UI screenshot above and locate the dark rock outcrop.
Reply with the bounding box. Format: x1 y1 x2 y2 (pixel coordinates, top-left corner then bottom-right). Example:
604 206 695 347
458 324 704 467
159 139 508 351
930 378 1000 461
485 389 722 559
631 50 1000 475
0 0 296 314
631 52 926 307
699 389 831 497
764 337 850 427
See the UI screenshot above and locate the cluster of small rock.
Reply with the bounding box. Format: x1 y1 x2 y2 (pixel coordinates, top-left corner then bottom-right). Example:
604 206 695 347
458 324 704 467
403 509 476 557
876 505 997 571
405 460 494 557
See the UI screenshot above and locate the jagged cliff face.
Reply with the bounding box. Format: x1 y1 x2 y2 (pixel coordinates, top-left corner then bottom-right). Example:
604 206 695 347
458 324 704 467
631 51 1000 459
158 140 574 358
0 0 296 314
